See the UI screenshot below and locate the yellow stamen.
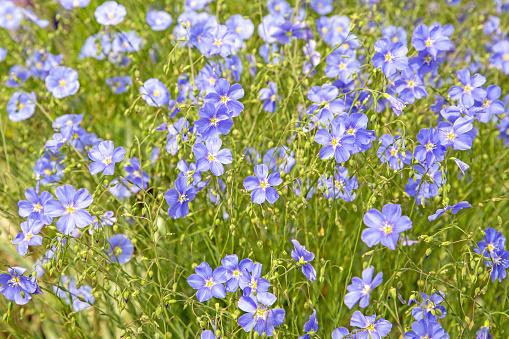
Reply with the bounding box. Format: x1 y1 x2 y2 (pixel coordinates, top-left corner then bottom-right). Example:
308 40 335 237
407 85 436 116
66 205 76 214
382 221 392 234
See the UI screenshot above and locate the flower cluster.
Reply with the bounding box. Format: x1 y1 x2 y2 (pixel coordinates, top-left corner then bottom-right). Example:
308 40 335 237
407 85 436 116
1 0 507 338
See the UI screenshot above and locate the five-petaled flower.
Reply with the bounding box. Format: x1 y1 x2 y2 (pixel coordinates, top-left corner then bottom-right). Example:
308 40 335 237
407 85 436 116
291 239 317 282
45 184 94 235
165 176 198 219
88 140 125 176
187 262 227 302
243 164 283 204
344 266 382 309
362 203 413 250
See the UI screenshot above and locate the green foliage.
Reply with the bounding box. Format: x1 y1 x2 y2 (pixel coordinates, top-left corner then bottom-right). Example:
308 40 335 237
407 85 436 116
0 0 509 338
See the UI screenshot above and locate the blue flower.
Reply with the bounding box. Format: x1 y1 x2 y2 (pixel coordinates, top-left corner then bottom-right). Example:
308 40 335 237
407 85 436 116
146 10 172 31
436 116 474 150
411 292 447 321
112 31 143 53
344 266 383 309
243 164 283 204
163 117 189 155
394 68 428 104
195 103 234 142
226 14 255 43
303 40 321 75
491 40 509 75
475 228 506 256
140 78 170 107
0 47 6 62
307 84 344 124
405 319 449 339
317 15 351 46
411 23 453 58
201 330 216 339
475 85 505 123
331 327 354 339
5 65 30 88
362 203 413 250
45 66 80 99
448 69 486 108
34 152 65 186
377 134 412 170
53 276 94 312
204 78 245 117
88 140 125 175
409 50 442 75
201 25 236 58
299 310 318 339
350 311 392 338
59 0 90 10
498 117 509 146
94 1 126 26
107 234 134 264
177 159 202 185
193 138 233 177
79 32 112 60
484 249 509 282
91 211 116 232
318 166 358 202
334 113 376 154
164 176 197 219
238 289 286 336
405 163 444 202
106 76 132 94
0 267 43 305
0 2 23 29
109 177 140 199
53 113 83 130
44 125 73 153
291 239 317 282
428 201 471 221
225 55 243 81
185 0 212 11
17 187 54 225
220 254 253 292
45 184 94 235
325 49 360 82
372 38 408 77
311 0 332 14
239 263 270 294
314 120 355 163
453 158 469 175
12 219 44 256
124 157 150 190
263 146 296 174
187 262 227 302
474 229 509 282
382 25 407 46
476 327 493 339
270 21 311 45
259 43 283 65
259 82 279 112
383 94 406 116
26 50 63 80
414 127 446 166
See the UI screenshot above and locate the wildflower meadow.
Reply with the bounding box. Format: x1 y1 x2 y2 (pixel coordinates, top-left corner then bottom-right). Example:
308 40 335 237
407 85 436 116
1 0 509 338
